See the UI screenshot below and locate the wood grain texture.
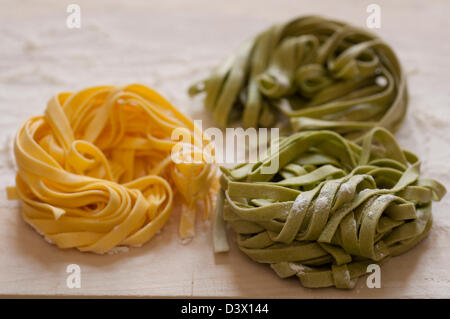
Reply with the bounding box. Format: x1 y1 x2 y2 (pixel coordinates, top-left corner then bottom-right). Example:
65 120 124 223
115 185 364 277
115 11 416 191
0 0 449 297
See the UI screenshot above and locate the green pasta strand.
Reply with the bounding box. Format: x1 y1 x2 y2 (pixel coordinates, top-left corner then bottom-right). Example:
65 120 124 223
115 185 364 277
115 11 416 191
214 127 446 289
189 16 408 140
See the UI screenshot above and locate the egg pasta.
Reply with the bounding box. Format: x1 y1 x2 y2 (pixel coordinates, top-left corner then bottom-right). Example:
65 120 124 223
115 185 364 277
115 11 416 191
7 84 218 253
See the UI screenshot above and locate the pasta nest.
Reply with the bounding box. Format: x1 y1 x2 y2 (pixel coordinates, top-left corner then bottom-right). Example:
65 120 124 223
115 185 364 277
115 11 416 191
214 128 445 289
8 84 218 253
190 15 407 140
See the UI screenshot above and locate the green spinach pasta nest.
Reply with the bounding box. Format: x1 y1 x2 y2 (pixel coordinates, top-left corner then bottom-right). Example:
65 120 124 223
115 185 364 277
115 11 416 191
189 16 408 140
213 128 445 289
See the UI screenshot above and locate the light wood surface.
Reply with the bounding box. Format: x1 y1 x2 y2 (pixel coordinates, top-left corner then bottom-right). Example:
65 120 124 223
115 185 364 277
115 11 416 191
0 0 449 297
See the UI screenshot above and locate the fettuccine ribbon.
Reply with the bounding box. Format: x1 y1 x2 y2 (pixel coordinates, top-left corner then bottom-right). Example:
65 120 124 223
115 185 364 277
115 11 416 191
214 127 445 288
189 16 407 140
7 84 218 253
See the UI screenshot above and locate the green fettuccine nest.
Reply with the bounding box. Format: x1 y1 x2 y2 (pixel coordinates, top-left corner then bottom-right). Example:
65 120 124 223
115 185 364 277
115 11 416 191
214 128 446 289
189 16 408 140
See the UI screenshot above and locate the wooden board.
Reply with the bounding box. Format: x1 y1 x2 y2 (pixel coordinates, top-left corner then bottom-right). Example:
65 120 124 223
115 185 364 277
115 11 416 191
0 0 449 297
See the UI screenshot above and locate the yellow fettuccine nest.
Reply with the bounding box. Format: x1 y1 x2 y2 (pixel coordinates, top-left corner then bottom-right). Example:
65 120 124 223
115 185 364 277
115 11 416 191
7 84 218 253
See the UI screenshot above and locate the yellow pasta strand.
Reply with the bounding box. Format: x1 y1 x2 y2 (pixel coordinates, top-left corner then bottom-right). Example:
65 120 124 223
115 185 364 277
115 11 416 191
8 84 218 253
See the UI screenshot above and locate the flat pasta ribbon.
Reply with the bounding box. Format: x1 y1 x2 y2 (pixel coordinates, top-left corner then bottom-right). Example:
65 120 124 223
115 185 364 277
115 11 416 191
7 84 218 254
189 16 407 140
214 127 445 289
